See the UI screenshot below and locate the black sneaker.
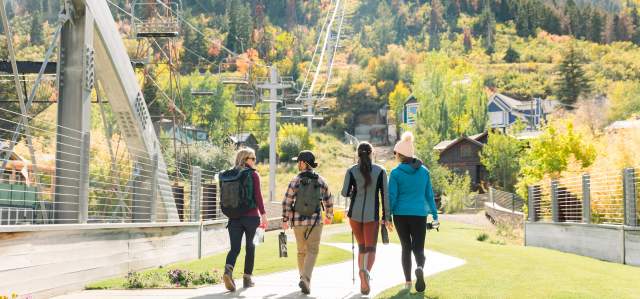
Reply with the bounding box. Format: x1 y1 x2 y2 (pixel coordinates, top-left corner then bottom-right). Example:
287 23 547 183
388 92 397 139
415 267 425 292
299 279 311 295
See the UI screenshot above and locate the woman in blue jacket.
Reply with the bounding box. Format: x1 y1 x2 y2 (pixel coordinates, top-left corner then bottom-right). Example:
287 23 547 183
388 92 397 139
389 132 439 293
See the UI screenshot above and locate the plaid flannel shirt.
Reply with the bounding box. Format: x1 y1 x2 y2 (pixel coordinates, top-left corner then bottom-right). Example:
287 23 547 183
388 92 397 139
282 170 334 227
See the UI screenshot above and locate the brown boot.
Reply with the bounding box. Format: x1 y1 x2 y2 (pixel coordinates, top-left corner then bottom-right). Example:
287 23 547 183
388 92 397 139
298 277 311 295
243 274 255 288
223 264 236 291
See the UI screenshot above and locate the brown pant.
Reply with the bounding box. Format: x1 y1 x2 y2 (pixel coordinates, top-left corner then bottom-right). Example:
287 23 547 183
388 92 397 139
293 224 323 284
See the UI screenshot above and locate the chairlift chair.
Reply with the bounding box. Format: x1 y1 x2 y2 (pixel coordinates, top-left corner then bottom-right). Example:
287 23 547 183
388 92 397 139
233 87 257 108
132 1 182 38
218 62 250 85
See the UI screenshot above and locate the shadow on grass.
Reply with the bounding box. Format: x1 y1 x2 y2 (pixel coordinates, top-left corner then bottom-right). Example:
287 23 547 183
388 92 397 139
384 289 439 299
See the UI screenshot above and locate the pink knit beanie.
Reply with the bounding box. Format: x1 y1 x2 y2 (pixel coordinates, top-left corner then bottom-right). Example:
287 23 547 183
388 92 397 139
394 132 415 158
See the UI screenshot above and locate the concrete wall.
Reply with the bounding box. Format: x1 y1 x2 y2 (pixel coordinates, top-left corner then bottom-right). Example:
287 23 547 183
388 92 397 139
525 222 640 266
0 221 228 298
485 202 524 228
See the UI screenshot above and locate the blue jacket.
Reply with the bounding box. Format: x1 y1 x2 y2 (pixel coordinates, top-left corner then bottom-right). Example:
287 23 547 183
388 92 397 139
388 159 438 220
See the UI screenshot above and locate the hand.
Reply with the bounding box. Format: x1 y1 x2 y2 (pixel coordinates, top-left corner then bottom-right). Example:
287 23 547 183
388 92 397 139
382 220 394 232
432 220 440 230
323 217 332 225
260 215 268 228
282 221 289 230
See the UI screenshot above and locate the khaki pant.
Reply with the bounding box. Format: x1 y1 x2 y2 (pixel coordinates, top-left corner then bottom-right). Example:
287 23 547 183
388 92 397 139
293 224 323 283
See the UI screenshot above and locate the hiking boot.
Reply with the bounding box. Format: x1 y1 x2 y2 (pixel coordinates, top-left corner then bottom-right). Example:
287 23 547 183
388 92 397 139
243 274 255 288
359 269 370 295
223 264 236 292
415 267 426 292
299 278 311 295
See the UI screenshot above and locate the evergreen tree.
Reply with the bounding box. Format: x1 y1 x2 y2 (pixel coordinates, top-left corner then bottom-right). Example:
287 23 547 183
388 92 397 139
479 3 496 55
463 27 473 53
30 12 43 45
445 0 461 39
429 0 445 51
613 13 633 41
555 43 592 109
589 11 604 43
503 44 520 63
496 0 513 23
226 0 252 53
515 3 531 37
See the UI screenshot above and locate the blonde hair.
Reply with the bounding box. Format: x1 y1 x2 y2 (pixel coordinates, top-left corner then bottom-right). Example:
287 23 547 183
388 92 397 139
235 148 256 168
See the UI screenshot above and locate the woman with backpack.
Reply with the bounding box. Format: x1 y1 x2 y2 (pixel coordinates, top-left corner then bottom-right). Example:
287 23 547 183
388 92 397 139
389 132 439 293
222 148 268 291
341 142 391 295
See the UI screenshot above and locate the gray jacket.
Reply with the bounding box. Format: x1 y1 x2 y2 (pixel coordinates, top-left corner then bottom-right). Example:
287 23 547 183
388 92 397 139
341 164 390 222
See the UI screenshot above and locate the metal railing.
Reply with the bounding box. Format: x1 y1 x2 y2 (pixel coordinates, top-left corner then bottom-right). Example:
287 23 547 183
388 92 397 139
528 167 638 226
489 187 524 213
0 109 228 226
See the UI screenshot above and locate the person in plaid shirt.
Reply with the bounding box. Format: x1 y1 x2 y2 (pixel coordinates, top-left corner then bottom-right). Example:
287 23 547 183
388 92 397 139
281 150 333 295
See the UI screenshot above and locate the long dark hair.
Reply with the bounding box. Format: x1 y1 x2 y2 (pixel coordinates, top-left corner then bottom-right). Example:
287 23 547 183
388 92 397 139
357 142 373 187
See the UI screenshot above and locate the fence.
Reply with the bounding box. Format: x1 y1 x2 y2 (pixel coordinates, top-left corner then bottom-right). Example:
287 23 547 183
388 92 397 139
0 107 228 226
527 168 637 226
489 187 525 213
526 167 640 266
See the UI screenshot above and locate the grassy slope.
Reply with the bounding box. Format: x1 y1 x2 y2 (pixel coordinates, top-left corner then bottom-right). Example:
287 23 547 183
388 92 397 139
327 222 640 299
86 228 351 289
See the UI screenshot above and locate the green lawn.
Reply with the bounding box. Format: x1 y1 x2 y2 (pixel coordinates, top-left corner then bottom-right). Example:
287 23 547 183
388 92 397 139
87 229 351 289
327 221 640 299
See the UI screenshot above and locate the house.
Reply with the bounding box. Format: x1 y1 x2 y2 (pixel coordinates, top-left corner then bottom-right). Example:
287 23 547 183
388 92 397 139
488 93 558 132
155 119 209 144
434 132 489 191
403 94 419 126
230 133 259 151
605 118 640 134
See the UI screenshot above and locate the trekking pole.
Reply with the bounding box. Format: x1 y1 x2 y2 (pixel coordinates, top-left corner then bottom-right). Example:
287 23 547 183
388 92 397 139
351 232 355 285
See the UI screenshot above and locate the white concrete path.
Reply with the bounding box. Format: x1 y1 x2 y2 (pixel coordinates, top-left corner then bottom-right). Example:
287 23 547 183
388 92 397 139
55 243 465 299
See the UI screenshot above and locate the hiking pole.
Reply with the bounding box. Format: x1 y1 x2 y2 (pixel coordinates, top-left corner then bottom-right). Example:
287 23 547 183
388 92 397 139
351 232 355 285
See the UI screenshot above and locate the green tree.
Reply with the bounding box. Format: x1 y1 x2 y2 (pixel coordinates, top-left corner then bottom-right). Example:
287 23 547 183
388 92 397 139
478 3 496 55
429 0 445 51
480 131 523 192
503 45 520 63
515 2 531 37
388 81 411 133
517 122 596 198
30 12 43 45
607 80 640 122
226 0 252 53
555 43 592 108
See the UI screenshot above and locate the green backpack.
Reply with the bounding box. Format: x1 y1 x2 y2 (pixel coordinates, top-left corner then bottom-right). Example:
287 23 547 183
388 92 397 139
219 167 256 218
293 174 322 216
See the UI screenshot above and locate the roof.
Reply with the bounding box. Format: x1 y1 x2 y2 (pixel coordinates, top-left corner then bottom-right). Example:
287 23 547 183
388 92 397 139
434 133 486 151
490 93 558 113
0 141 24 161
230 133 256 143
605 119 640 132
404 94 418 105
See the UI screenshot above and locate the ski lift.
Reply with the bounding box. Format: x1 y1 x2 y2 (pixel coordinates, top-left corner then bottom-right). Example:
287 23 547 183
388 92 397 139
218 62 250 85
190 89 215 96
132 0 182 38
233 87 257 107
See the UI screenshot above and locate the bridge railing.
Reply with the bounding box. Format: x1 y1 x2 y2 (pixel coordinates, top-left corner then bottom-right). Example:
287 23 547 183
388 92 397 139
528 167 638 227
0 108 228 226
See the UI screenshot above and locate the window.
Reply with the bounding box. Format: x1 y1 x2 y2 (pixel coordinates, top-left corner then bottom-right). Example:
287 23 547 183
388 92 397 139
460 144 472 158
489 111 504 127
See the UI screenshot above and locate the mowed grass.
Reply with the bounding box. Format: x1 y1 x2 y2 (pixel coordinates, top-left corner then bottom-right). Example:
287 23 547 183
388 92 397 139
86 229 351 289
327 221 640 299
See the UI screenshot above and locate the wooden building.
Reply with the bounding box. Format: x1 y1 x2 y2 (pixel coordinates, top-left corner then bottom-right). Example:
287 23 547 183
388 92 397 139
434 132 489 190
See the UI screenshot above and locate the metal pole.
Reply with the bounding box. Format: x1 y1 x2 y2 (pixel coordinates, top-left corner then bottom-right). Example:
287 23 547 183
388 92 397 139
268 66 278 202
623 168 637 227
150 154 159 222
191 166 202 222
528 186 536 222
78 132 90 223
54 0 94 223
582 174 591 224
551 180 559 223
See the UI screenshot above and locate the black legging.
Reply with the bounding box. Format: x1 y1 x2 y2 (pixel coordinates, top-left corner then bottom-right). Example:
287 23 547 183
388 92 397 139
225 216 260 275
393 215 427 282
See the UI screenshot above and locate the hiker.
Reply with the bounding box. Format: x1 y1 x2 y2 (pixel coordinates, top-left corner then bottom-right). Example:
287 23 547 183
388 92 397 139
389 132 439 293
341 142 391 295
222 148 268 291
282 150 334 295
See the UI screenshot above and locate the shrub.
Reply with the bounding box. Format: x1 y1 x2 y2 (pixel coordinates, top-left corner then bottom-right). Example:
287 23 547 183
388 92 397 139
332 209 345 224
278 135 302 162
278 123 314 157
257 142 270 163
125 271 144 289
193 270 221 285
441 172 474 213
168 269 193 287
476 233 489 242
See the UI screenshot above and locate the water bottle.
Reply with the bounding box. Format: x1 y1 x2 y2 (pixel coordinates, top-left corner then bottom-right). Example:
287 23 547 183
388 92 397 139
253 227 265 246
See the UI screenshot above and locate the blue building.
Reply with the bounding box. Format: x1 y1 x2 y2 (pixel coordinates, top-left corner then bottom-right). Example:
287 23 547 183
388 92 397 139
488 93 558 132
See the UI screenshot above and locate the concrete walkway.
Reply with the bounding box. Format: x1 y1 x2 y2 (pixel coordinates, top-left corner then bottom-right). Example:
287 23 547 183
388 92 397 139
55 243 465 299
